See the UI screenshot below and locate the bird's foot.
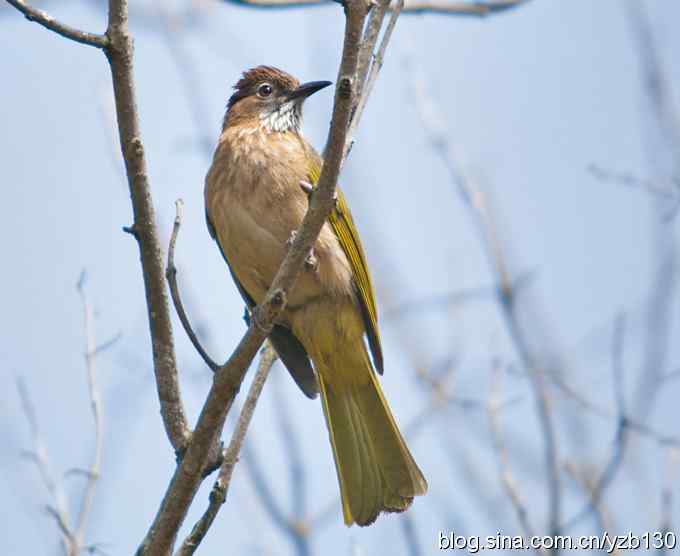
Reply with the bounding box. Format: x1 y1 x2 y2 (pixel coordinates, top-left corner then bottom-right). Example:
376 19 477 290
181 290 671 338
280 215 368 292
287 230 318 271
286 229 298 247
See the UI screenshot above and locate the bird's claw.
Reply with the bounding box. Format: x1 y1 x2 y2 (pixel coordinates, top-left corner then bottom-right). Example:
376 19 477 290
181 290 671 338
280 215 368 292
304 253 318 271
286 229 297 247
287 230 318 271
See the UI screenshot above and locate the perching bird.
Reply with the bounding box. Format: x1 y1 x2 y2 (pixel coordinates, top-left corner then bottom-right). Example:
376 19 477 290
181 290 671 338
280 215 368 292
204 66 427 526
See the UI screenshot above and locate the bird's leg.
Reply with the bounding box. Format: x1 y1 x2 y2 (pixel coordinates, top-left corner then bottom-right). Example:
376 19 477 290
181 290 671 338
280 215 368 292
287 229 318 271
299 180 338 209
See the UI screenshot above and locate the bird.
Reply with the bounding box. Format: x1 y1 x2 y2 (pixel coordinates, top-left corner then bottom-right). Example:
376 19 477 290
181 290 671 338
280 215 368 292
204 65 427 526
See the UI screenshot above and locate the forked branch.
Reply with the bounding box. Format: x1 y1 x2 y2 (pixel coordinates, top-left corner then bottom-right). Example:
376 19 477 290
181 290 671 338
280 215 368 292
137 1 377 553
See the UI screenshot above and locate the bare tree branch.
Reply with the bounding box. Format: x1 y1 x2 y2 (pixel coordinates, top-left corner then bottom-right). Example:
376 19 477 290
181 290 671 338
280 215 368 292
343 0 402 161
221 0 530 17
623 0 680 420
238 395 312 555
488 362 540 549
408 49 562 540
44 505 75 550
589 164 679 202
9 0 202 540
547 368 680 449
166 199 219 372
155 2 214 155
562 313 630 531
106 0 192 454
383 271 534 320
16 275 108 556
175 344 278 556
271 374 307 521
563 464 618 552
624 2 680 167
4 0 107 48
74 273 104 553
17 378 73 554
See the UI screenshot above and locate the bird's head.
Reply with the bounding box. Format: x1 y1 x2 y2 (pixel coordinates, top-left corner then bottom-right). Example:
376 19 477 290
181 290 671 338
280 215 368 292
223 66 331 134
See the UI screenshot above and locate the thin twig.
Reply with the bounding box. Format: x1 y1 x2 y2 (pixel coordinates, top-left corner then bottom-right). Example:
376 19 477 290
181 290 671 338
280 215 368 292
237 375 312 556
547 368 680 448
271 373 308 526
562 463 617 551
155 2 214 155
174 344 278 556
73 273 104 553
561 314 629 531
624 0 680 418
166 199 219 372
589 164 679 201
240 441 312 555
355 1 388 92
17 378 73 554
44 505 76 549
241 444 296 538
624 2 680 167
16 276 107 556
488 362 540 549
344 0 403 162
383 271 534 320
408 48 562 541
4 0 108 48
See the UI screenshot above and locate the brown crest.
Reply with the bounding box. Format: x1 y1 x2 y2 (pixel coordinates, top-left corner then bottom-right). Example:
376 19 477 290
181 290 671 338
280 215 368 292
227 66 300 110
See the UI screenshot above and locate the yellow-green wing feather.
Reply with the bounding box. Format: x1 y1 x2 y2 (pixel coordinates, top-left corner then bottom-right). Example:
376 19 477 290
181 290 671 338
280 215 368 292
307 158 384 374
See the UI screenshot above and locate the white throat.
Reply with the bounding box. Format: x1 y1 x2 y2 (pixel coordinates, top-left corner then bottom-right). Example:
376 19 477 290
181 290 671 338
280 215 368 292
260 100 302 133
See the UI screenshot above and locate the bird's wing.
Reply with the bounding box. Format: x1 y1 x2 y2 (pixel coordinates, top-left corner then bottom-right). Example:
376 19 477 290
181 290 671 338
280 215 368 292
307 158 384 374
206 211 319 398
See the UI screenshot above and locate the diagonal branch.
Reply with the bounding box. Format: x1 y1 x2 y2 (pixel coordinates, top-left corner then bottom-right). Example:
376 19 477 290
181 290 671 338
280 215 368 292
137 1 372 553
407 48 562 541
4 0 108 48
174 344 278 556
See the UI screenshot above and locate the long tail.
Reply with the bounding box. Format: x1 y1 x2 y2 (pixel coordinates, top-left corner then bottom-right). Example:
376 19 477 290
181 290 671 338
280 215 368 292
317 349 428 526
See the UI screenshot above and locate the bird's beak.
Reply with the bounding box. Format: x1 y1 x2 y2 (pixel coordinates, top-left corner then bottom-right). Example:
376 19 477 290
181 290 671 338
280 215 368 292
287 80 332 102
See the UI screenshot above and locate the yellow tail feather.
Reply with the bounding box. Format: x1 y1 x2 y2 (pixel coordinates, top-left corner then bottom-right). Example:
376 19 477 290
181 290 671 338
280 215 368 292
317 351 428 526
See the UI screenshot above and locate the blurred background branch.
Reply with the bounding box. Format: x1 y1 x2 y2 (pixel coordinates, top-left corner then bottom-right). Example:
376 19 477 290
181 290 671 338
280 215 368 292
16 274 112 556
219 0 530 16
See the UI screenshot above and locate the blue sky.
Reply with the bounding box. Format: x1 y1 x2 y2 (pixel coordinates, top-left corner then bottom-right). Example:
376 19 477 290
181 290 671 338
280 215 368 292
2 0 679 554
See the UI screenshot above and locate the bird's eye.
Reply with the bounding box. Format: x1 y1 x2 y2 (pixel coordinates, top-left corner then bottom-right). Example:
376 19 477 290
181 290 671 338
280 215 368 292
258 83 273 98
